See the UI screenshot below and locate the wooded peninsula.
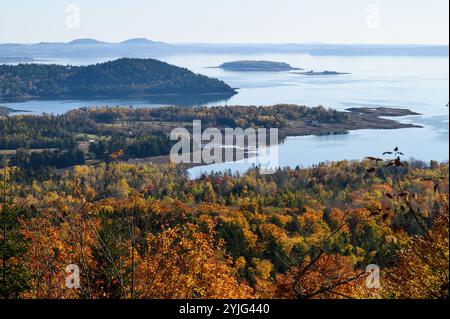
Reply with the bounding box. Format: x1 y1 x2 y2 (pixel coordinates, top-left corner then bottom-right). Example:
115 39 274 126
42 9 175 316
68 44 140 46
1 104 421 175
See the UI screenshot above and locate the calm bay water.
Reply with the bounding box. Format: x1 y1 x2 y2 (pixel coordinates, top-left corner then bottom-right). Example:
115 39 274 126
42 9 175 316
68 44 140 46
1 53 448 176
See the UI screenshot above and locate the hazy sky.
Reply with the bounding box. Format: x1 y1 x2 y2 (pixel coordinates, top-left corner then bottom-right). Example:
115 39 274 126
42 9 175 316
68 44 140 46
0 0 448 44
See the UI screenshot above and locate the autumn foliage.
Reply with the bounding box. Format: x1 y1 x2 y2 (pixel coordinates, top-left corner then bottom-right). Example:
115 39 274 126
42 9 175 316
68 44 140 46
1 159 448 299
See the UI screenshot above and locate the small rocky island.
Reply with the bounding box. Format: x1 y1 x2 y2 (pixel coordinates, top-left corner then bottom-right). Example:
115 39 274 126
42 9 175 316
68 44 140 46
345 107 421 117
218 61 303 72
297 70 351 76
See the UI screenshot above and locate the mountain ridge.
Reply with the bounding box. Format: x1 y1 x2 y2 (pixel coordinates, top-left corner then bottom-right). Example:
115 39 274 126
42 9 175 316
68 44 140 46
0 39 447 58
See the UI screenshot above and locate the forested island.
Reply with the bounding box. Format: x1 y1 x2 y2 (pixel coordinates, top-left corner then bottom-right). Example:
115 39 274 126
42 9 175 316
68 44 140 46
0 58 236 100
218 61 302 72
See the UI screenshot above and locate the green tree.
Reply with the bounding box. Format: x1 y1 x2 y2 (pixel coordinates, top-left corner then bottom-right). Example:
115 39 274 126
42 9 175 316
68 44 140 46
0 166 29 299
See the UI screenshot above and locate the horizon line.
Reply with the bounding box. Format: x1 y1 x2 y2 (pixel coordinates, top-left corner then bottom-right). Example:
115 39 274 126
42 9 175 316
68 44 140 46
1 38 449 47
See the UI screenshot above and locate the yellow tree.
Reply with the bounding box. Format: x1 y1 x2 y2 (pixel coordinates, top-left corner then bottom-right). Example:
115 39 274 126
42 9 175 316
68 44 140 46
134 224 253 299
384 195 449 299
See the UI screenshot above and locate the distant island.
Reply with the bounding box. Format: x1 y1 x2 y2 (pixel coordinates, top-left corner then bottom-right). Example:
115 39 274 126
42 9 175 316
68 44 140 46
0 57 37 63
218 61 303 72
297 70 351 76
345 107 421 117
0 58 236 100
1 39 447 58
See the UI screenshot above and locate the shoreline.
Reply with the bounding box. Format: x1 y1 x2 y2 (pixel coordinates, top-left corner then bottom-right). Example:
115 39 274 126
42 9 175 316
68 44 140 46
0 105 31 116
0 91 238 104
112 107 423 169
3 105 425 173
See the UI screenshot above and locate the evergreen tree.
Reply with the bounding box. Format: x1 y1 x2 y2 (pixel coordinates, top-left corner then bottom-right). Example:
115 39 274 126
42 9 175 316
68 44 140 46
0 165 30 299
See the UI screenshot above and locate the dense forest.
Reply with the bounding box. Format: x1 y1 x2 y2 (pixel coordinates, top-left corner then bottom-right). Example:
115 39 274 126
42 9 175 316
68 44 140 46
1 156 448 299
0 104 355 174
66 104 351 127
0 58 236 100
0 104 423 178
0 105 349 148
0 104 448 299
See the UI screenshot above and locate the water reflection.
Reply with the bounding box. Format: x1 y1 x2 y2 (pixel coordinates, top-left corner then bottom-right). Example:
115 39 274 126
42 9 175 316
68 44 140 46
188 126 449 179
2 93 235 115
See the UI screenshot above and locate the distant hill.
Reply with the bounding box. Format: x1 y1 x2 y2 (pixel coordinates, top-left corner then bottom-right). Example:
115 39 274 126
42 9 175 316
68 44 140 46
0 38 173 59
120 38 161 45
0 58 236 100
68 39 107 45
0 39 447 59
219 61 302 72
